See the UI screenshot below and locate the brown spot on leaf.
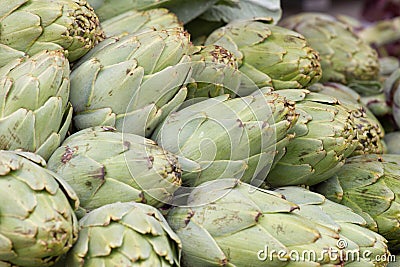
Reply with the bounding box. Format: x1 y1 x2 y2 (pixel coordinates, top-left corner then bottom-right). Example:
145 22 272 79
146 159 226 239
255 212 263 222
184 209 195 226
61 146 78 163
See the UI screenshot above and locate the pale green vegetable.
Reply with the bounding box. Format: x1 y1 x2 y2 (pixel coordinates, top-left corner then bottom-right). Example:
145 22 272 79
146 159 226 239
70 28 193 137
66 202 181 266
205 18 322 90
0 50 72 160
47 126 182 215
315 154 400 252
0 150 79 267
0 0 104 65
167 179 390 266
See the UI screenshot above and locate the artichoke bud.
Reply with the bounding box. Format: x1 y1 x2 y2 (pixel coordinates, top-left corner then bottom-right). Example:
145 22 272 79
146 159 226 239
167 179 390 266
65 202 182 267
47 126 183 215
0 150 79 267
0 0 104 65
309 82 386 156
153 90 298 188
0 50 72 160
205 18 322 91
280 12 381 95
314 154 400 253
266 89 359 187
70 28 194 137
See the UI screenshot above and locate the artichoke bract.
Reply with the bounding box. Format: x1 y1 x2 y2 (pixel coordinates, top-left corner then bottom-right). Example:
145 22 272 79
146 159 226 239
314 154 400 253
0 50 72 160
66 202 181 267
309 82 386 156
187 44 243 99
153 89 297 189
0 150 79 267
280 12 381 95
265 89 358 187
167 179 390 267
101 8 182 38
0 0 104 65
47 126 182 215
70 28 193 137
204 18 322 91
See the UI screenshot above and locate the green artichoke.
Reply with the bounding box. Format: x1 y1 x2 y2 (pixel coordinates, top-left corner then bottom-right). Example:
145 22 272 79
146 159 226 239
0 0 104 65
0 150 79 267
153 89 297 188
265 89 358 187
70 28 193 137
167 179 390 267
280 12 381 95
204 18 322 90
0 50 72 160
314 154 400 252
101 8 182 38
187 44 243 99
309 82 386 156
47 126 182 215
66 202 181 266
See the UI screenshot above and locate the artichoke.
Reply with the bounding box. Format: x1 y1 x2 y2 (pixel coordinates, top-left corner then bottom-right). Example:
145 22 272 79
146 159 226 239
0 150 79 267
47 126 182 215
0 0 104 65
204 18 322 91
70 28 193 137
280 12 381 95
0 50 72 160
265 89 358 187
314 154 400 252
187 44 243 99
153 89 297 188
101 8 182 38
66 202 181 267
167 179 390 267
309 82 386 156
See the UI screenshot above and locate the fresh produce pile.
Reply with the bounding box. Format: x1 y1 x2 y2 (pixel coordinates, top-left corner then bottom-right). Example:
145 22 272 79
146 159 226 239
1 0 400 266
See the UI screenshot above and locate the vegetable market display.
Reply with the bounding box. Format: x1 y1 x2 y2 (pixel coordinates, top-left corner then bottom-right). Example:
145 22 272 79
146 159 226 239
0 0 399 266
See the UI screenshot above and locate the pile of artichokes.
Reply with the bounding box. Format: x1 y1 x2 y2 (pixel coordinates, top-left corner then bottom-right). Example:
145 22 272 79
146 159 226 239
0 0 399 266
